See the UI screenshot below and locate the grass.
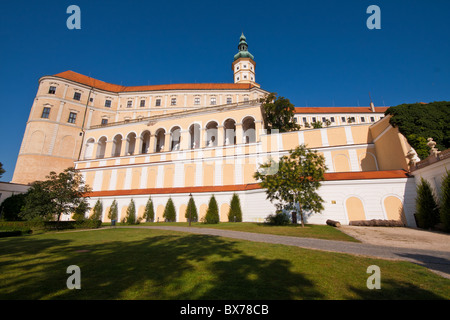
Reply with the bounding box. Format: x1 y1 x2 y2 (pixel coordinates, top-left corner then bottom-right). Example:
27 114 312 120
110 222 359 242
0 228 449 300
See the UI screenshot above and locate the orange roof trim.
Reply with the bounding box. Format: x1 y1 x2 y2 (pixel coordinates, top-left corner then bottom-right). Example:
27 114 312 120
84 170 410 198
52 70 256 93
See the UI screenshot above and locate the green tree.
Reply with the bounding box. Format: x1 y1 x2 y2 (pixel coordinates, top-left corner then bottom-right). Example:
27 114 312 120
415 178 440 229
260 92 300 133
108 199 119 222
0 162 5 179
143 197 155 222
90 199 103 220
125 199 136 224
254 145 327 227
228 193 242 222
20 167 91 221
163 197 176 222
385 101 450 159
311 121 323 129
72 200 90 221
0 193 27 221
185 195 198 223
204 195 219 224
440 171 450 232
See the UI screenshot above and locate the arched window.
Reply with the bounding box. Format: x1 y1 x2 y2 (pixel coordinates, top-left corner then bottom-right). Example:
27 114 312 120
189 124 201 149
84 138 95 160
205 121 218 147
125 132 137 156
112 134 123 157
155 129 166 152
223 119 236 145
170 126 181 151
140 131 151 154
242 116 256 143
96 137 107 159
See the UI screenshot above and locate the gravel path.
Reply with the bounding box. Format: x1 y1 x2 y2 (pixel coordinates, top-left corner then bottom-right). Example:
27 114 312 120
113 225 450 279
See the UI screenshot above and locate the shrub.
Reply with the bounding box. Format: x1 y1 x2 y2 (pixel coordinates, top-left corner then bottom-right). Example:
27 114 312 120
0 193 27 221
265 211 291 225
125 199 136 224
415 178 440 229
108 200 118 222
0 220 102 233
163 197 176 222
185 196 198 223
228 193 242 222
90 199 103 220
72 200 90 221
204 195 219 224
440 171 450 232
143 197 155 222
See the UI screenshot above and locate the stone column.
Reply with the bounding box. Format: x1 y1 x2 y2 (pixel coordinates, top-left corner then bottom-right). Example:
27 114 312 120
217 125 224 147
235 122 243 145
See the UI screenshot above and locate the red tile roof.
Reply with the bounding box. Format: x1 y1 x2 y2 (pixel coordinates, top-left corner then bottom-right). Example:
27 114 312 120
52 70 257 93
294 107 389 114
84 170 410 197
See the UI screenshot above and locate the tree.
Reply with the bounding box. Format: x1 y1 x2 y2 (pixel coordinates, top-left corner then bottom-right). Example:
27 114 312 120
260 92 300 133
311 121 323 129
125 199 136 224
385 101 450 159
163 197 176 222
0 162 5 179
415 178 440 229
185 195 198 223
72 200 90 221
108 199 119 222
143 197 154 222
228 193 242 222
440 171 450 232
204 195 219 224
90 199 103 220
20 167 91 221
254 145 327 227
0 193 27 221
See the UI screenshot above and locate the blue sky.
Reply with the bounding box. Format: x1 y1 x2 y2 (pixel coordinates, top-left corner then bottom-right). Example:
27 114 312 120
1 0 449 182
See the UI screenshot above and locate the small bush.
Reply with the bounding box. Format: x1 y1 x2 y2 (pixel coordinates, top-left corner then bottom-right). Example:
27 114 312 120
415 178 440 229
204 195 219 224
163 198 176 222
265 211 291 225
185 196 198 223
228 193 242 222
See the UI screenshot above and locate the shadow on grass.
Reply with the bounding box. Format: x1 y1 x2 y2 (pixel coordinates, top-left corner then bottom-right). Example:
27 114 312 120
0 230 448 300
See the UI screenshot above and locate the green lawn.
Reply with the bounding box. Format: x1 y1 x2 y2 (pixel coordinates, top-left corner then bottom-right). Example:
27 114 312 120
112 222 359 242
1 228 449 300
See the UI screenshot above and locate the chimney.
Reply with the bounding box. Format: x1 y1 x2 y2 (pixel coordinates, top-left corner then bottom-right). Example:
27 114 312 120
370 102 375 112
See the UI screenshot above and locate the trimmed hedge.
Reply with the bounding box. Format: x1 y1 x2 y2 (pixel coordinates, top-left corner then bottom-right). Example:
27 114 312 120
0 220 102 233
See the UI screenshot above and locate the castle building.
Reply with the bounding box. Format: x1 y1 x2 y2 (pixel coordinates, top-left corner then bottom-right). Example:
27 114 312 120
12 34 417 225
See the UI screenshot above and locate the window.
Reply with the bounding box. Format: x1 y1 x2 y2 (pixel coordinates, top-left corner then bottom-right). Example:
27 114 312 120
210 97 216 105
244 75 247 79
302 117 307 123
140 99 146 107
73 92 81 101
360 117 366 122
341 117 346 123
48 86 56 94
243 65 247 68
322 117 326 123
312 117 317 123
330 117 335 123
243 96 249 102
41 107 51 118
294 117 298 123
236 66 239 70
68 112 77 124
127 101 132 108
171 98 177 106
370 117 375 122
237 77 240 81
105 99 112 108
89 98 94 102
155 99 161 107
226 97 232 104
101 119 108 125
194 97 200 105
